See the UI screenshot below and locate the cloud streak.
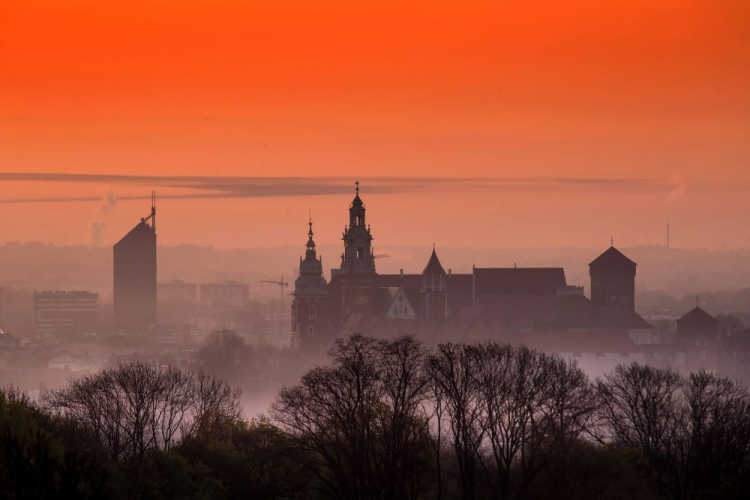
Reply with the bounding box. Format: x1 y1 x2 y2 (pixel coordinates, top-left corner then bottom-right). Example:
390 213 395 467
0 172 730 205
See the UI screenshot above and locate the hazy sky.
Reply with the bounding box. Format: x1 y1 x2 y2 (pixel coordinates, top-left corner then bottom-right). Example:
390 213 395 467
1 1 748 250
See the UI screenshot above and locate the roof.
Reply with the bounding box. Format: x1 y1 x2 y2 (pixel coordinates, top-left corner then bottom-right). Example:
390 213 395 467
677 306 717 326
676 306 718 338
589 246 636 268
474 268 566 295
114 220 155 248
422 249 446 275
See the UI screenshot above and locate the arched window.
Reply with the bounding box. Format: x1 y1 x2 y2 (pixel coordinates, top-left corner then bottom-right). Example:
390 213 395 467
357 247 363 259
307 325 314 336
309 305 317 319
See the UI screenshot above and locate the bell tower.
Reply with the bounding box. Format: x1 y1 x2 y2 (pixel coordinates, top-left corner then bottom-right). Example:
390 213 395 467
292 217 330 351
339 181 376 275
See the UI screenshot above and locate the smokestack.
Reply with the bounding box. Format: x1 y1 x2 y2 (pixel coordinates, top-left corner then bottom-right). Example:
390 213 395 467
666 223 670 249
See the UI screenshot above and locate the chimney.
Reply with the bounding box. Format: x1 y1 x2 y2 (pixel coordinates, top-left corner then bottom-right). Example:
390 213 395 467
400 269 404 278
448 268 452 276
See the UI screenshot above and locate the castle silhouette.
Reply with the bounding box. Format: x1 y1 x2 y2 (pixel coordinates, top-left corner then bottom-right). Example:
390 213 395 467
291 182 654 352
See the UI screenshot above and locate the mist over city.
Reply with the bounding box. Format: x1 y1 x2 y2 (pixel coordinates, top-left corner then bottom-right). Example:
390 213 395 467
2 1 750 499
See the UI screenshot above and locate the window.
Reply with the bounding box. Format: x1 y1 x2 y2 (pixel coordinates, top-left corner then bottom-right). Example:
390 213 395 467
356 247 363 259
611 295 617 301
309 305 316 319
355 215 362 226
700 350 706 359
307 325 314 336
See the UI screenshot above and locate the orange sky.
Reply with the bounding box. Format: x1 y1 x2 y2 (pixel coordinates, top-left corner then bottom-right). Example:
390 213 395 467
0 0 748 250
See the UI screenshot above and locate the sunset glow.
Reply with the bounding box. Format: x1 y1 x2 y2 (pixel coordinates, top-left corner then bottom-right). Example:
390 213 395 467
1 0 748 249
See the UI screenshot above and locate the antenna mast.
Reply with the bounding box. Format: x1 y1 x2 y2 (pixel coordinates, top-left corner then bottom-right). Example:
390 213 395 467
151 191 156 231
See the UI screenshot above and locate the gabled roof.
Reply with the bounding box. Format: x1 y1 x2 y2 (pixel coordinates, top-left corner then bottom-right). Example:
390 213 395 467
589 246 636 267
676 306 718 338
677 306 717 325
422 249 446 275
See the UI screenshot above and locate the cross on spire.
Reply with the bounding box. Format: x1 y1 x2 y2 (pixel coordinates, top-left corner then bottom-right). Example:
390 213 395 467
355 180 359 196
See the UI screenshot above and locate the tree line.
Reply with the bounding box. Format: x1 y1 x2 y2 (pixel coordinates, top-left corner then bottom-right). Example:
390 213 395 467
2 334 750 499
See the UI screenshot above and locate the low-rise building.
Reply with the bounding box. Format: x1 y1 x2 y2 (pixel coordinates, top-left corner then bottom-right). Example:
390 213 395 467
32 291 99 337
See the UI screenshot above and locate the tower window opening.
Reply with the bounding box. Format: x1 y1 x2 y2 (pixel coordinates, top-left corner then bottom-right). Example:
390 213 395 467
308 325 314 336
357 247 363 259
355 215 362 226
309 305 317 319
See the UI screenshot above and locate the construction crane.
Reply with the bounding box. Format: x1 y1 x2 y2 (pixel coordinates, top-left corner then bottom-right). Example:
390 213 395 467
260 276 290 333
261 276 289 305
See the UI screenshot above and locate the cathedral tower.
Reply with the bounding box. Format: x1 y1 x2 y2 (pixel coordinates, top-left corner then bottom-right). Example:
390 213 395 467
292 218 330 350
339 181 376 276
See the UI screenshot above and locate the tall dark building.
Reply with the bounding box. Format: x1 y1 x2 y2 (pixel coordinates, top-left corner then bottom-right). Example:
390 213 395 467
113 193 157 331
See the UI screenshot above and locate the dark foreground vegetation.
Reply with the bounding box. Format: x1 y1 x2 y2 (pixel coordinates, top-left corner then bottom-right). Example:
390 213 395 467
3 335 750 499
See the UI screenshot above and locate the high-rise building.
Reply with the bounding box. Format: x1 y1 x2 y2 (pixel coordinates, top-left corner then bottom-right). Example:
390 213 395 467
33 291 99 336
113 194 157 331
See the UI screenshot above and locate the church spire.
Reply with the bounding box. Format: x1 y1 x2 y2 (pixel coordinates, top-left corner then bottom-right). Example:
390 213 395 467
306 216 317 258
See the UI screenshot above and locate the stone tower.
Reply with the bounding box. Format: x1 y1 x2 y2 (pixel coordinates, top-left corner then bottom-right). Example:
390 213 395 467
292 218 330 351
589 245 636 312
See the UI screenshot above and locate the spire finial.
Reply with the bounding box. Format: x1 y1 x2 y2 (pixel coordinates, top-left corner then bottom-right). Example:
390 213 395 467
433 242 436 250
611 236 614 247
355 180 359 196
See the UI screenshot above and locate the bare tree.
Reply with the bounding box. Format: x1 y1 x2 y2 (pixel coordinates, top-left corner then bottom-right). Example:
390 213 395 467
426 343 484 500
425 374 447 500
596 364 686 498
45 362 242 461
467 343 595 499
595 363 750 500
375 336 432 499
272 334 432 500
183 370 242 441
